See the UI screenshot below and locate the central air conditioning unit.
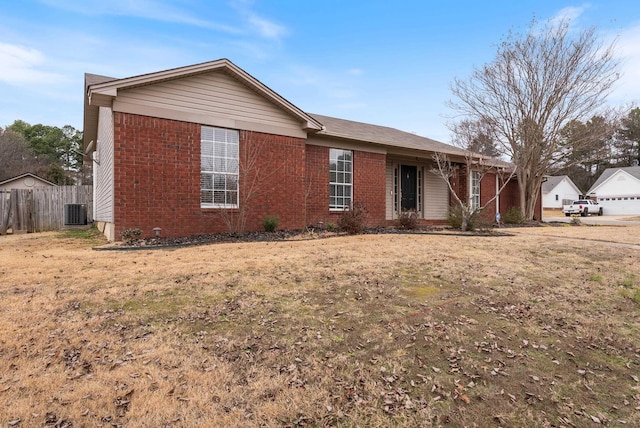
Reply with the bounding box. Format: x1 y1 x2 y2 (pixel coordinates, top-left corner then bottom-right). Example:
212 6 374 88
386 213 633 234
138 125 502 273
64 204 87 226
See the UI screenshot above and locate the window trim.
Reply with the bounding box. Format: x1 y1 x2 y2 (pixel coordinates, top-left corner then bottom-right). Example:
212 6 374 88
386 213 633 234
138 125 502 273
329 148 353 211
470 170 481 211
200 126 240 209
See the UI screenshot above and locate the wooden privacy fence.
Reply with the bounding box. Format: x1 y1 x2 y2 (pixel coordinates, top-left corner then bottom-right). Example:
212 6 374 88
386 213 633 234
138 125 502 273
0 186 93 234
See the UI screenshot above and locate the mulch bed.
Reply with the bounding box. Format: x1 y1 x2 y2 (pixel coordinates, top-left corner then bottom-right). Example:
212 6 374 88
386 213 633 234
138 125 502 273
94 222 545 251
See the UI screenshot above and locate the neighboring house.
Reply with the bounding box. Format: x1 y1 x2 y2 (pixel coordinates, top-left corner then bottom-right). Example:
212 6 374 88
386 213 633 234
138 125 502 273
0 173 56 192
83 59 537 241
586 166 640 215
542 175 582 209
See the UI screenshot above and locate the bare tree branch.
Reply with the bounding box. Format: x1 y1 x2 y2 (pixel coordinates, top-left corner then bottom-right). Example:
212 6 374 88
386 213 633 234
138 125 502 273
432 151 517 231
449 17 620 219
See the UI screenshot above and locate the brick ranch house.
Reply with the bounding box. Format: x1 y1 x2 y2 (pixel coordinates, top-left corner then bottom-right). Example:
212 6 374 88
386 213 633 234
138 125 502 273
83 59 538 241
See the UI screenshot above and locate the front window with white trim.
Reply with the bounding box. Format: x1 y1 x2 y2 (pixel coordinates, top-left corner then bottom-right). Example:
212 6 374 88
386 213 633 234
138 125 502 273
201 126 239 208
470 170 481 211
329 148 352 210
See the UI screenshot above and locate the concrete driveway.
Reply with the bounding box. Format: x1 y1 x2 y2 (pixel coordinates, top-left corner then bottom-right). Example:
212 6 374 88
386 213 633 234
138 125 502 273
543 213 640 226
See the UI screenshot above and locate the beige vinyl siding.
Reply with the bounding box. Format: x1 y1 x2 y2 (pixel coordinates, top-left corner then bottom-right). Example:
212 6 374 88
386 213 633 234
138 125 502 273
424 170 449 219
385 160 395 220
94 107 114 222
113 72 306 138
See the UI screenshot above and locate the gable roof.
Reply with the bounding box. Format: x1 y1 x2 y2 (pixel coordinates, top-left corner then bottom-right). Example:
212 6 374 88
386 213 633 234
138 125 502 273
309 113 469 157
587 166 640 194
542 175 581 195
83 59 323 149
83 59 507 165
0 173 56 187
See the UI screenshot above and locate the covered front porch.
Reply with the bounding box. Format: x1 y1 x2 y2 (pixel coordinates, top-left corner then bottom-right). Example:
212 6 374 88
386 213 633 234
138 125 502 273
384 157 449 221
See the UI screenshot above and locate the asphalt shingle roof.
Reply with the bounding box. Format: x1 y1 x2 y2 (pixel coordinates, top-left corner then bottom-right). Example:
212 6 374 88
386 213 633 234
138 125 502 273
309 113 469 157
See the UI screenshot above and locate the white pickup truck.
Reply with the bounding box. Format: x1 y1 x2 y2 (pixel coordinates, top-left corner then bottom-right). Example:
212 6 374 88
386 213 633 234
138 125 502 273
562 199 603 217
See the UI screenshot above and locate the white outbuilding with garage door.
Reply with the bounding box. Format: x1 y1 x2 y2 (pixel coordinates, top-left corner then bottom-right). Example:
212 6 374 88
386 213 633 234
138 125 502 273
587 166 640 215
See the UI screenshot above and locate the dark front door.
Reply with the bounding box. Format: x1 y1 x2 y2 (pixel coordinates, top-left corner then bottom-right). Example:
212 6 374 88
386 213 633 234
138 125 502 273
400 165 417 211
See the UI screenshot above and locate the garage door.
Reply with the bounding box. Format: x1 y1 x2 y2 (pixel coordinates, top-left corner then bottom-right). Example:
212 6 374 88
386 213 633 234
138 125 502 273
597 196 640 215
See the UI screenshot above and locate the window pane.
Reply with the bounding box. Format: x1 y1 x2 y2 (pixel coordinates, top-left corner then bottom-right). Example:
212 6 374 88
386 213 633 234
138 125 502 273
214 174 226 190
214 143 226 158
201 156 213 170
201 190 213 204
201 126 214 141
201 174 213 190
227 130 239 144
227 143 238 158
226 175 238 191
214 128 227 143
213 191 225 204
201 141 213 157
227 159 239 174
213 158 225 172
226 191 238 206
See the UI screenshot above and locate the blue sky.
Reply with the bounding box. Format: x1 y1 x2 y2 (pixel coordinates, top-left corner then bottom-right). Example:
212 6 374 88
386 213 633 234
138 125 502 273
1 1 639 143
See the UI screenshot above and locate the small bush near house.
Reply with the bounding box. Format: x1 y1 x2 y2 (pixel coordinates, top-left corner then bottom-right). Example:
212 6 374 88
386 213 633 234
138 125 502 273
474 209 497 231
447 205 476 230
121 228 142 242
396 210 419 230
502 206 524 224
326 222 336 232
338 202 368 235
262 215 279 232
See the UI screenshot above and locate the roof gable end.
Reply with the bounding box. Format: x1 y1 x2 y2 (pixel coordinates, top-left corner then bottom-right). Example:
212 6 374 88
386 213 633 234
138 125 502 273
588 166 640 194
543 176 581 195
0 172 57 187
87 59 322 132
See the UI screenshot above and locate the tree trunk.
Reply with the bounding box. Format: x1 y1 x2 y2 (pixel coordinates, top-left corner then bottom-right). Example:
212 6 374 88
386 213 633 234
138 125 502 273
517 168 527 218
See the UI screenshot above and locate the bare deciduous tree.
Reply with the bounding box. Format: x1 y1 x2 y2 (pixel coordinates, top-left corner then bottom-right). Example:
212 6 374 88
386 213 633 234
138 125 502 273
218 132 279 235
432 151 516 231
450 118 501 158
0 127 45 181
449 17 620 220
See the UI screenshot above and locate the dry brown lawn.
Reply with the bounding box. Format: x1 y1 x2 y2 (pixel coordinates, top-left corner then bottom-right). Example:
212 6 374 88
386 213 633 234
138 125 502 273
1 226 639 427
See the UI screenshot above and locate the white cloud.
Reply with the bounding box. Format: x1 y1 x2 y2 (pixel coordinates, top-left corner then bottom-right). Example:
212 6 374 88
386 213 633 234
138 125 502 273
38 0 241 34
247 13 287 40
550 5 590 24
346 68 364 76
609 23 640 106
0 42 64 85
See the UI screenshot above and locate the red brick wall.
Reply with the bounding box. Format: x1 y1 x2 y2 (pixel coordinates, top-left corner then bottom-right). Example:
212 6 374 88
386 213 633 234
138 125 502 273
480 173 497 220
305 145 386 228
304 145 329 227
353 151 386 227
499 179 521 217
113 113 306 239
113 113 200 239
